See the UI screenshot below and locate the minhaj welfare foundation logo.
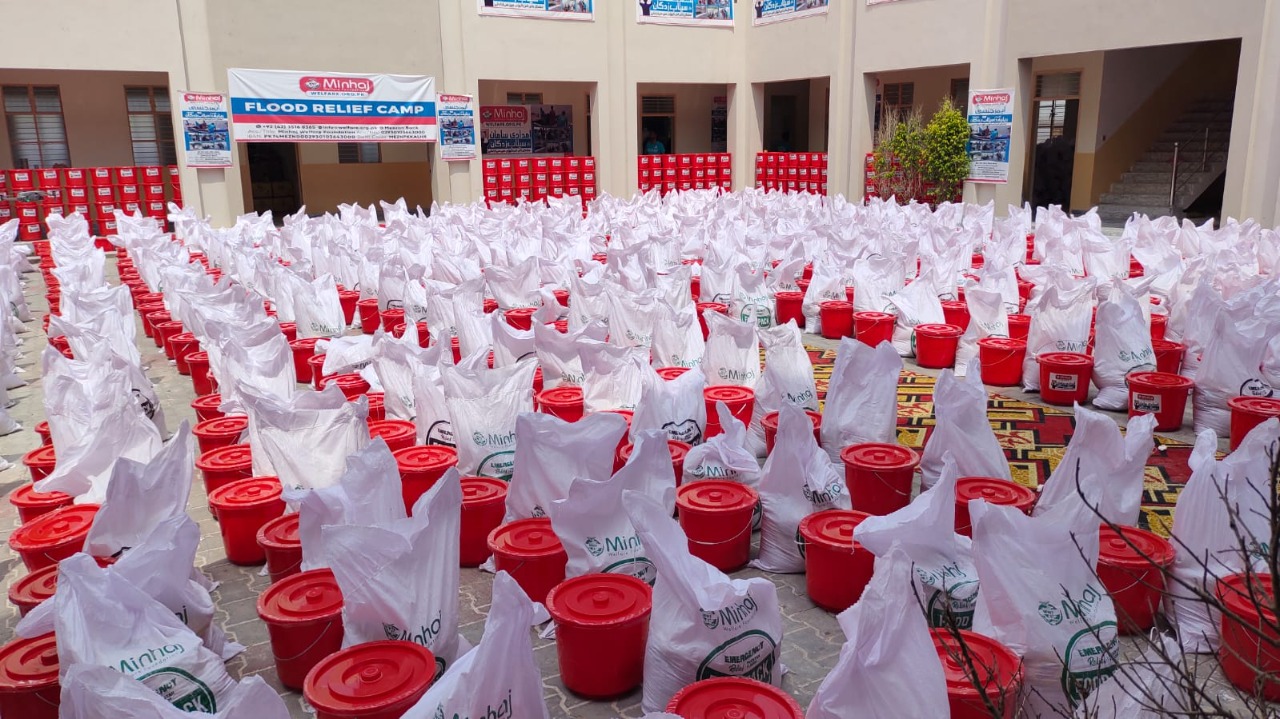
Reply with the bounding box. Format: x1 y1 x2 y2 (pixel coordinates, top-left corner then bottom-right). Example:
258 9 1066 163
298 76 375 97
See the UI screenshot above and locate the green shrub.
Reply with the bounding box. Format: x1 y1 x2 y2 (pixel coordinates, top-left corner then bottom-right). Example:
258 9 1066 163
924 97 970 204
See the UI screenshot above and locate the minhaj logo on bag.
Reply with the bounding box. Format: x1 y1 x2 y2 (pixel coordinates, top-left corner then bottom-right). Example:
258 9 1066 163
472 430 516 448
433 688 514 719
701 593 758 631
717 367 756 382
1037 601 1064 626
585 537 605 557
382 613 442 648
298 76 375 97
801 482 843 506
1240 378 1275 397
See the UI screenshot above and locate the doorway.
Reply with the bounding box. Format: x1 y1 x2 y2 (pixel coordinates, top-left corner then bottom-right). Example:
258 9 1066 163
766 95 798 152
247 143 301 218
1028 72 1081 210
640 95 676 155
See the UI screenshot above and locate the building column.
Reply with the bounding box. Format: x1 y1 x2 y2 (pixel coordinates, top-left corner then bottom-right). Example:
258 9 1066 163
826 0 858 196
1227 0 1280 225
432 0 476 206
967 0 1011 209
601 3 631 197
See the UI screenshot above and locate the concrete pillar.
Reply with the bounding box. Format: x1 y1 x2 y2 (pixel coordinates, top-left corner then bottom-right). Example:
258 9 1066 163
729 82 764 191
1227 0 1280 225
826 1 858 196
968 0 1011 209
432 0 477 206
602 3 632 197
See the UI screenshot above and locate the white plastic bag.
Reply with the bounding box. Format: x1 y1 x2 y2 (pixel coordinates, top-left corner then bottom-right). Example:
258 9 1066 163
919 366 1011 489
533 319 606 389
490 310 537 367
1073 636 1189 719
702 311 761 388
606 288 660 349
1091 281 1157 410
633 364 707 446
887 272 945 357
324 469 469 674
400 572 550 719
750 403 849 573
240 384 370 490
84 422 195 557
954 285 1008 378
851 254 904 313
412 349 454 447
1021 280 1095 391
730 263 774 328
1191 310 1274 435
650 299 704 370
624 490 785 713
1033 404 1155 527
370 326 444 422
820 338 903 465
682 403 762 490
506 411 627 521
59 665 290 719
801 259 846 334
806 548 950 719
580 340 648 412
443 358 538 479
291 273 346 338
549 431 677 584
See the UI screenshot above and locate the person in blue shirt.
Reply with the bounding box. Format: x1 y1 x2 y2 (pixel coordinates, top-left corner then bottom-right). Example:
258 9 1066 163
644 130 666 155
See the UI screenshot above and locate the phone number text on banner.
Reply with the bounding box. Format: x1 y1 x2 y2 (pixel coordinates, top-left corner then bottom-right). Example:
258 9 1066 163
753 0 828 25
227 69 437 143
478 0 593 21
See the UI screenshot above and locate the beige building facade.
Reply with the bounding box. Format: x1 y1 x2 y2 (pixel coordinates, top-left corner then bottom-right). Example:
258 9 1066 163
1 0 1278 225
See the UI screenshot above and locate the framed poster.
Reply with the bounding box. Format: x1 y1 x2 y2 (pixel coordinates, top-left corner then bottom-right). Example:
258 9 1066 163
966 88 1014 183
478 0 593 21
480 105 574 156
637 0 734 27
438 94 478 161
752 0 828 25
178 92 232 168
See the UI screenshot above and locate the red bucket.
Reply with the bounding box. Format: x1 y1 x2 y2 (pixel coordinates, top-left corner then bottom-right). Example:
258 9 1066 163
257 568 345 690
954 478 1036 537
290 337 321 384
22 446 57 482
0 632 60 719
379 308 405 333
1217 572 1280 701
547 574 652 699
304 640 435 719
362 392 385 422
187 351 216 395
488 518 567 604
484 298 499 314
461 476 507 567
1127 371 1194 431
155 320 184 358
932 629 1024 719
819 300 853 339
696 302 729 340
775 291 804 328
977 338 1026 387
277 321 297 344
704 385 754 430
799 509 874 611
656 367 689 381
676 481 758 572
841 443 921 516
538 386 585 422
1150 314 1167 341
1097 525 1174 634
338 290 359 326
1037 352 1093 406
666 677 803 718
394 445 458 514
196 444 254 497
554 288 570 307
761 410 821 454
1152 339 1184 375
449 337 462 364
505 307 536 330
170 332 200 374
194 415 248 455
9 565 58 616
258 513 303 583
8 505 99 571
34 421 51 447
144 311 171 346
357 298 381 334
321 373 370 400
308 355 328 390
209 477 286 565
914 323 964 369
854 311 895 347
191 394 224 422
617 440 692 485
1228 397 1280 451
370 419 417 453
8 484 72 525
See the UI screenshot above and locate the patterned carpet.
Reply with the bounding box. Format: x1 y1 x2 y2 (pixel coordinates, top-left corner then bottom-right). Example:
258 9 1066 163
805 346 1192 536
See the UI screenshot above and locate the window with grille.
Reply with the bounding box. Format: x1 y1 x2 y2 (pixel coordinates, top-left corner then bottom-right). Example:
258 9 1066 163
338 143 381 163
505 92 543 105
4 86 70 168
950 78 970 109
126 87 176 166
882 82 915 114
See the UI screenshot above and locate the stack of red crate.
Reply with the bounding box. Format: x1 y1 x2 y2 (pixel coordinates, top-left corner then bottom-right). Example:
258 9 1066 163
88 167 120 236
482 155 597 208
863 153 878 199
638 153 731 196
3 164 180 239
168 165 183 208
138 166 168 225
754 152 828 195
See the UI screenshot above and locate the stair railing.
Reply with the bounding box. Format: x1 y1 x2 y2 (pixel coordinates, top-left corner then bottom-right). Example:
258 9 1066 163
1169 143 1179 208
1171 100 1234 211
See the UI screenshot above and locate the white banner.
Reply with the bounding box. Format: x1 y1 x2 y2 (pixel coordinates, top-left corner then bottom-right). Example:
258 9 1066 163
178 91 232 168
752 0 829 25
438 94 478 162
966 88 1014 184
637 0 733 27
478 0 593 21
227 68 436 143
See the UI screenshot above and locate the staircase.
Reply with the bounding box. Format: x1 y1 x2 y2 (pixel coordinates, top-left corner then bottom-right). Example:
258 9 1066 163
1096 97 1234 224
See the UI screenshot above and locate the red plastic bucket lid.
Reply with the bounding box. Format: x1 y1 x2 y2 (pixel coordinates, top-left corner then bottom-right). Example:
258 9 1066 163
696 302 729 313
955 478 1036 509
209 476 283 510
257 513 300 549
819 300 852 310
289 337 321 352
1228 396 1280 417
1128 371 1193 391
0 632 59 691
394 445 458 474
1098 525 1175 569
704 385 755 405
461 476 508 507
656 367 689 380
854 311 894 322
676 481 758 513
257 568 343 623
186 351 210 365
370 419 416 443
9 504 99 552
1217 572 1276 623
538 386 584 407
546 574 652 628
1151 339 1184 352
915 323 964 339
506 307 536 320
617 439 692 467
194 416 248 439
978 337 1026 351
665 677 804 719
9 565 59 611
931 629 1023 700
840 443 920 472
1039 352 1093 369
367 392 385 411
488 518 564 559
8 483 71 511
196 444 253 472
23 445 56 468
799 509 870 549
305 640 436 716
775 291 803 301
191 394 223 413
324 373 370 396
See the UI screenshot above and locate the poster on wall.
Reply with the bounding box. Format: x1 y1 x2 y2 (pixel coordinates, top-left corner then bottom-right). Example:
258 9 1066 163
636 0 733 27
178 91 232 168
438 94 478 161
711 96 728 152
966 88 1014 183
478 0 593 21
227 68 437 143
479 105 574 156
752 0 829 25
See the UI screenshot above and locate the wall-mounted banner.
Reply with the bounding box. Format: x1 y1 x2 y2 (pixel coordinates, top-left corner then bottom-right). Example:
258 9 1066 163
867 0 905 4
966 88 1014 184
438 94 478 161
479 105 574 156
752 0 828 25
178 91 232 168
227 68 436 143
637 0 734 27
478 0 593 21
